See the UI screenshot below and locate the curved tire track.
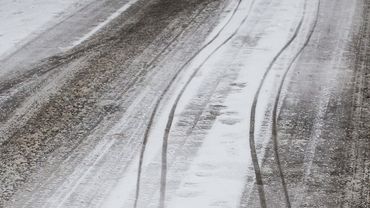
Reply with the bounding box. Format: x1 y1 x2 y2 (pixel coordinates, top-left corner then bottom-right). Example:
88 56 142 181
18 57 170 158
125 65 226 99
133 0 257 207
131 1 234 207
157 0 260 207
271 0 320 207
248 0 307 207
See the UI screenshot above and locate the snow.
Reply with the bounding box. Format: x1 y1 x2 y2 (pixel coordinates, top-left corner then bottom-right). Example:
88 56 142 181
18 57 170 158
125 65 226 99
158 1 305 207
93 0 319 206
1 0 322 207
129 0 316 207
0 0 90 59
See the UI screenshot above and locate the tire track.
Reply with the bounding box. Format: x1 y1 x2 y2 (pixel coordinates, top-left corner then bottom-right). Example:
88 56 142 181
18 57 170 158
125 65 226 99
132 2 221 207
133 0 258 207
270 1 320 207
157 0 262 207
248 0 307 207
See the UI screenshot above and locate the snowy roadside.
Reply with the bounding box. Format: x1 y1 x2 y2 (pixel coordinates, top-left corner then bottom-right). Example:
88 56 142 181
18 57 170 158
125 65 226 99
0 0 92 59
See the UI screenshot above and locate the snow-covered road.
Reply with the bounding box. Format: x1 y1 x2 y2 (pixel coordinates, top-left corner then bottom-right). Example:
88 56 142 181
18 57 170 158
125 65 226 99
0 0 368 207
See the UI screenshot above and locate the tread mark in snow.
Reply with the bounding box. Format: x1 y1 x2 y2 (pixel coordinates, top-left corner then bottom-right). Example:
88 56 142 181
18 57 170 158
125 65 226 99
132 2 213 208
158 0 258 207
270 0 320 207
159 1 255 208
247 0 311 206
157 0 261 207
133 0 257 207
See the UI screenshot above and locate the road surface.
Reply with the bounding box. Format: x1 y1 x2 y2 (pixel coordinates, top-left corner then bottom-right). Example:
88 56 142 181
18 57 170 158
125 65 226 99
0 0 368 207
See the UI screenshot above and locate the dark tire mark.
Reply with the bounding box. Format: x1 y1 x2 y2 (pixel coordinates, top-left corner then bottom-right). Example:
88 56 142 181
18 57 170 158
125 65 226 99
157 0 259 207
271 1 320 207
248 1 307 207
133 0 259 206
132 2 217 207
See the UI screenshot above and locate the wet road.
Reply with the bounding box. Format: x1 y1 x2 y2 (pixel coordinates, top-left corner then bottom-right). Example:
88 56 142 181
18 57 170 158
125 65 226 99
0 0 369 207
